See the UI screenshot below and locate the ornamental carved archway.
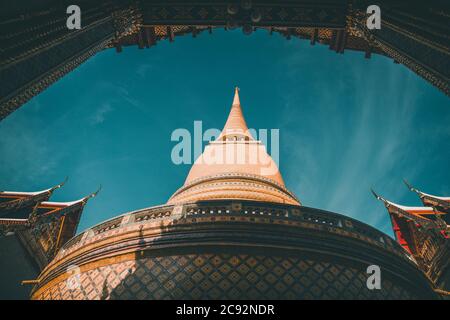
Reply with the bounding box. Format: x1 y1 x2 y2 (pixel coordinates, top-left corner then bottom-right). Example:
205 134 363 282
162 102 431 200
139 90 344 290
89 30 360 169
0 0 448 120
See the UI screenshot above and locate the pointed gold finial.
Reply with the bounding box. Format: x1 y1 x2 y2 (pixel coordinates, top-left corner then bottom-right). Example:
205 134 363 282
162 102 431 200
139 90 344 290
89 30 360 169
371 188 394 209
82 185 102 205
403 179 421 196
50 176 69 192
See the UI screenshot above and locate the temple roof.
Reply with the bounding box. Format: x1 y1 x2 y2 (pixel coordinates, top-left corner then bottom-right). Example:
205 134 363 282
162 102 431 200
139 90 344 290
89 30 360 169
383 202 437 216
404 179 450 201
373 184 450 262
0 179 67 218
419 193 450 201
1 189 53 196
371 190 436 224
371 188 450 246
403 180 450 214
168 88 299 205
0 182 99 270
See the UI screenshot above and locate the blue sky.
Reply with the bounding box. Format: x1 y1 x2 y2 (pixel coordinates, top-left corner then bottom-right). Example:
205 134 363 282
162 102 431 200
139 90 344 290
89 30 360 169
0 29 448 236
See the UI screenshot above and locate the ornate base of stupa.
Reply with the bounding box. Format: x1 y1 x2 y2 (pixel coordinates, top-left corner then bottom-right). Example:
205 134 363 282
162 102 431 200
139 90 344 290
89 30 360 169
31 201 437 300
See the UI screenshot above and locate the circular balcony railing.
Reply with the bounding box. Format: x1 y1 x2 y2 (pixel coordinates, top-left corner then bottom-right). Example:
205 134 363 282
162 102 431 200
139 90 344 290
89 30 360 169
59 200 408 262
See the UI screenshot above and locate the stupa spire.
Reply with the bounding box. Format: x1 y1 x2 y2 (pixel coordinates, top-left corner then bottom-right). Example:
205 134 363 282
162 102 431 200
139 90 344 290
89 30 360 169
232 86 240 105
218 87 253 141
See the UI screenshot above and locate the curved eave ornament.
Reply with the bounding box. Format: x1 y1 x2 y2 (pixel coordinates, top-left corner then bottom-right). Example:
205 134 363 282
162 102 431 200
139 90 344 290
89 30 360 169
371 189 433 228
371 188 447 235
404 179 450 213
29 185 102 260
0 177 68 211
33 184 101 225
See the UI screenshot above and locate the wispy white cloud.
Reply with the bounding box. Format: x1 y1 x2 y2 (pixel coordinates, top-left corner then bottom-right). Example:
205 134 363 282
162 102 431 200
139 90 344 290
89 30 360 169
89 103 113 125
277 44 447 236
136 64 153 78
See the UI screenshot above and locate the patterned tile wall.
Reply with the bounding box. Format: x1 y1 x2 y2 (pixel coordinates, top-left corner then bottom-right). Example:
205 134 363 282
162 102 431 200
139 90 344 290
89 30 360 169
34 253 418 300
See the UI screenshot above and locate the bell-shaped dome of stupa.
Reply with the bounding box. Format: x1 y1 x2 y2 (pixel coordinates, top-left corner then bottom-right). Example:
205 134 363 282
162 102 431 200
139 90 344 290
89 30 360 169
168 87 300 205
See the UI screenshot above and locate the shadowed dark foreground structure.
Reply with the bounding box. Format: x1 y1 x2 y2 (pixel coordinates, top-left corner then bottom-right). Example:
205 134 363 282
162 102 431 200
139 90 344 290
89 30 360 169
1 89 448 299
0 0 449 120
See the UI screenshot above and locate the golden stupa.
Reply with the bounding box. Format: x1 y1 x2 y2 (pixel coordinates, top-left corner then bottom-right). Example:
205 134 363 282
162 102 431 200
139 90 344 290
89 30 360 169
2 88 436 300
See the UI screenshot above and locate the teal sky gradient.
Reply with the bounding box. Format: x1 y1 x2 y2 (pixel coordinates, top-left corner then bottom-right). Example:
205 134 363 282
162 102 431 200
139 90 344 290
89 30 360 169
1 29 449 236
